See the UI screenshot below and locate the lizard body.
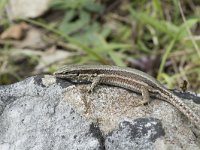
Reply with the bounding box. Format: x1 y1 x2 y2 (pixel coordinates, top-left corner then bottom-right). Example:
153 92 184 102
54 64 200 129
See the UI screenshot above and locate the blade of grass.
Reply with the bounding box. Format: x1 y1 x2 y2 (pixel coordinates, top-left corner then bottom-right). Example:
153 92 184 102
108 51 126 66
158 16 199 78
153 0 164 19
0 0 7 12
178 1 200 58
95 43 131 52
21 18 110 64
157 38 176 79
129 7 179 38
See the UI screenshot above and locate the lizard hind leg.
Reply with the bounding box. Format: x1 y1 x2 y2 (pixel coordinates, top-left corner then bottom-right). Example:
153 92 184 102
130 86 150 107
140 86 150 105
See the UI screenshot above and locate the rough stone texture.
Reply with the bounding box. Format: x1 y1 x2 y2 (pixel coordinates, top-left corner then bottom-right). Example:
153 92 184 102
0 75 200 150
105 118 165 150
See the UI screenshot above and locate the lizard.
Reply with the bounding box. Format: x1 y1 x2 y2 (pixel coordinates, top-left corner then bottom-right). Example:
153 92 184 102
53 64 200 129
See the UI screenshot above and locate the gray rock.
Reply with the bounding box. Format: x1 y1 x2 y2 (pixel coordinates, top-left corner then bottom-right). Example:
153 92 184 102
105 118 165 150
0 75 200 150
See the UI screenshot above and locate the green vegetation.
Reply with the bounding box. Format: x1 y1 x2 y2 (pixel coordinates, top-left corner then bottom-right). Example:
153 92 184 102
0 0 200 92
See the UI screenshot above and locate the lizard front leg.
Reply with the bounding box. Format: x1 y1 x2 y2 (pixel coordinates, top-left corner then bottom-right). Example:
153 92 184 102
88 75 101 93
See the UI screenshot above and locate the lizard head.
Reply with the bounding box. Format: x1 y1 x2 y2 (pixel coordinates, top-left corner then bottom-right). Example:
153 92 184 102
53 65 97 82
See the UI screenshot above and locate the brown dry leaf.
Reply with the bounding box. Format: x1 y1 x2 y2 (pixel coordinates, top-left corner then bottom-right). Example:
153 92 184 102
17 27 47 49
34 46 72 72
0 22 29 40
8 47 73 74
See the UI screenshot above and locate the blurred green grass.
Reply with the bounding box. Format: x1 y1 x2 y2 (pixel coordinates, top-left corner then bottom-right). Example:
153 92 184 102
0 0 200 92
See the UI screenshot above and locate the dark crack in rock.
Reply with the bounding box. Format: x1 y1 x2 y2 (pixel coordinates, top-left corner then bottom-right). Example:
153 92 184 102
105 118 165 150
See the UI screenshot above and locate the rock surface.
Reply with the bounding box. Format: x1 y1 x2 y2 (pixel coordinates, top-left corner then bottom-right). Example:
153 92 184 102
0 75 200 150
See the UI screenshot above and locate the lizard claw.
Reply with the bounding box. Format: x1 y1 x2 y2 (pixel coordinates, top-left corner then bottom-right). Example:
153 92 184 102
87 86 94 93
